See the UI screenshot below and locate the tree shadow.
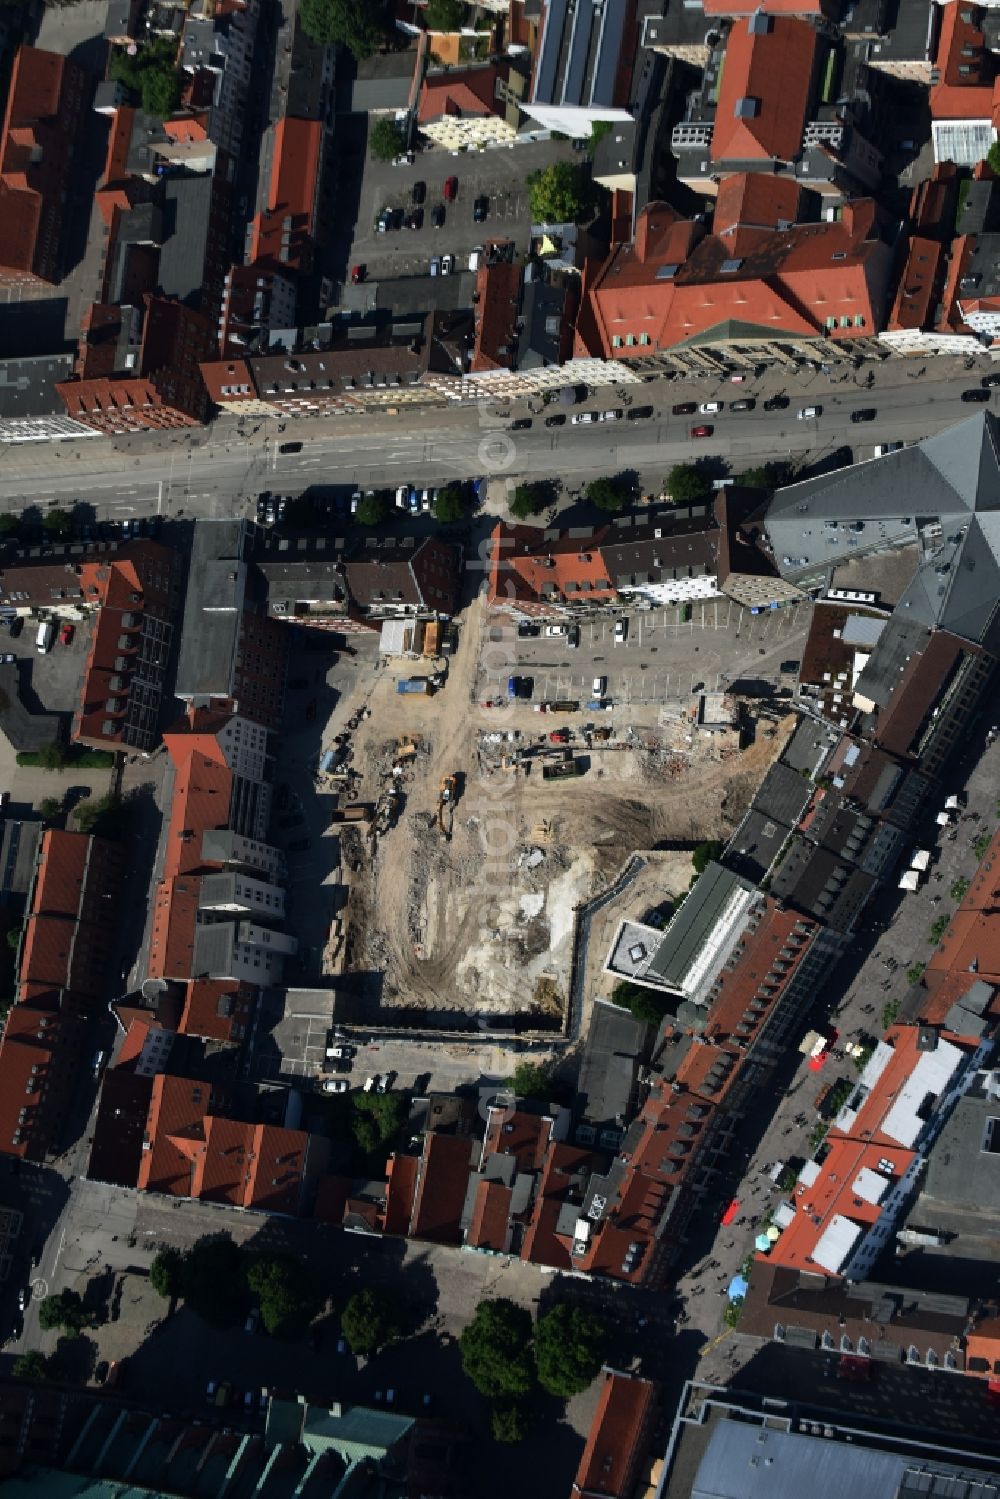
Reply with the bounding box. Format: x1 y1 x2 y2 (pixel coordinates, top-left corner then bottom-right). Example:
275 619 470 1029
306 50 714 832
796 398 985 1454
49 1331 99 1385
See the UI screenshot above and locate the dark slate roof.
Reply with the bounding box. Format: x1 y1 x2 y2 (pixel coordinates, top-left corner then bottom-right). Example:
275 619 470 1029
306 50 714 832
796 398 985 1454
766 412 1000 651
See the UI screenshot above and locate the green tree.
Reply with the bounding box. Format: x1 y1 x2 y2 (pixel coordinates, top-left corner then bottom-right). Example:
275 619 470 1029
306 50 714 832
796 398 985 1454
247 1255 321 1338
149 1246 185 1300
526 162 590 224
585 477 626 513
13 1350 48 1381
691 840 723 875
0 514 19 537
38 1290 88 1336
353 1115 380 1156
41 509 72 537
142 67 182 116
665 464 711 505
5 923 21 951
491 1398 529 1442
356 492 388 526
425 0 464 27
610 980 671 1029
509 484 545 520
988 140 1000 176
302 0 389 55
341 1287 401 1355
181 1235 250 1329
459 1298 534 1397
38 797 63 822
368 116 407 162
511 1061 550 1099
108 37 183 119
534 1303 607 1396
589 120 613 148
433 484 467 524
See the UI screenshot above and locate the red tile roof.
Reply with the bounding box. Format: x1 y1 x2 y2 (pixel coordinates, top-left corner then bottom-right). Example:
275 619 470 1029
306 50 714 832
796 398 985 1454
146 876 201 981
410 1133 474 1243
384 1153 419 1235
930 1 1000 122
418 66 501 123
471 258 523 373
247 117 323 271
572 1370 656 1499
583 194 887 360
179 979 255 1043
711 15 818 165
137 1074 307 1211
0 47 81 280
483 1107 553 1174
466 1179 512 1251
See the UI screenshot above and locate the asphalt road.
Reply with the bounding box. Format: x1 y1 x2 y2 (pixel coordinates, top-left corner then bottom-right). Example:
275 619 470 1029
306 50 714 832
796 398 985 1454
0 356 992 523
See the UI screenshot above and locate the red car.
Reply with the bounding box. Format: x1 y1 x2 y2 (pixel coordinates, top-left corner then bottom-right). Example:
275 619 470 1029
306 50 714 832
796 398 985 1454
59 622 74 646
691 424 713 438
443 175 458 202
351 264 365 283
549 728 570 743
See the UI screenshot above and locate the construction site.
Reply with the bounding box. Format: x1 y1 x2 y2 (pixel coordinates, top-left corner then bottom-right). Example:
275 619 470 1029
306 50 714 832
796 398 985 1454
317 596 801 1037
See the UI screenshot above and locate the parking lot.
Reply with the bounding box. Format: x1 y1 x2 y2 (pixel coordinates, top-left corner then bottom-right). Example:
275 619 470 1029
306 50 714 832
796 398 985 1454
478 599 813 710
344 136 584 282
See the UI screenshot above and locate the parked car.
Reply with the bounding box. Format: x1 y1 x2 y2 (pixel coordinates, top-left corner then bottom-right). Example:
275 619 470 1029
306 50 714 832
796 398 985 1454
627 405 653 420
244 1309 259 1334
95 1361 109 1385
412 180 426 205
440 253 454 275
797 405 822 419
592 675 607 697
763 395 789 411
8 617 22 638
473 195 488 222
510 417 532 430
517 621 539 637
600 408 623 422
850 407 877 422
567 625 580 648
545 413 565 427
698 401 722 414
874 442 904 457
395 485 409 508
961 387 990 402
392 151 415 166
544 624 566 636
420 489 433 512
431 204 445 228
571 411 596 424
443 175 458 201
429 257 441 277
730 398 756 412
691 424 713 437
550 728 570 743
278 440 301 453
17 1286 29 1312
0 653 14 665
323 1078 349 1094
614 619 628 645
672 401 696 415
59 623 74 646
405 209 423 230
351 264 365 283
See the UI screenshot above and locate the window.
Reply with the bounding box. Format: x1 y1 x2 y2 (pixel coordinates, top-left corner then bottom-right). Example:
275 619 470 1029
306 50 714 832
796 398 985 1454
853 314 865 327
825 316 836 330
612 335 623 348
639 333 651 345
839 315 850 328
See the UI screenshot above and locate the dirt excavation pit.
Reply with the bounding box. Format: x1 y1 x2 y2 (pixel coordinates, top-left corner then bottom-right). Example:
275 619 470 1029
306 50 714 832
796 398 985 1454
330 613 798 1029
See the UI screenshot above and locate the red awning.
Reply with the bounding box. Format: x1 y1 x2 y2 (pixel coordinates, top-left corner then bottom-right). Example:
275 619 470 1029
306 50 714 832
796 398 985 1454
721 1198 740 1226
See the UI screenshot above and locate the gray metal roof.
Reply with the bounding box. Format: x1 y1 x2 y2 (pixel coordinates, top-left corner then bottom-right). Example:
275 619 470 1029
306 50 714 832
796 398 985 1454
159 175 215 308
766 413 1000 650
175 519 251 701
647 863 755 988
692 1420 907 1499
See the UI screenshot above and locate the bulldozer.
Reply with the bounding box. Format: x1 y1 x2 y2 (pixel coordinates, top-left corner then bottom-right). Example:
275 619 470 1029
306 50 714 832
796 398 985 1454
437 773 458 840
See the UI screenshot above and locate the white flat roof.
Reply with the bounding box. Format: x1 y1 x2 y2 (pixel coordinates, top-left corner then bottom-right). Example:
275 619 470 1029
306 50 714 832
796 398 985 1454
853 1166 889 1206
812 1213 863 1275
881 1038 965 1148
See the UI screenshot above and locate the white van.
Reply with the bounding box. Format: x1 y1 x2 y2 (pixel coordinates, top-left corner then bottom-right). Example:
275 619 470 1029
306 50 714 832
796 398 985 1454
36 620 55 654
468 247 483 272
